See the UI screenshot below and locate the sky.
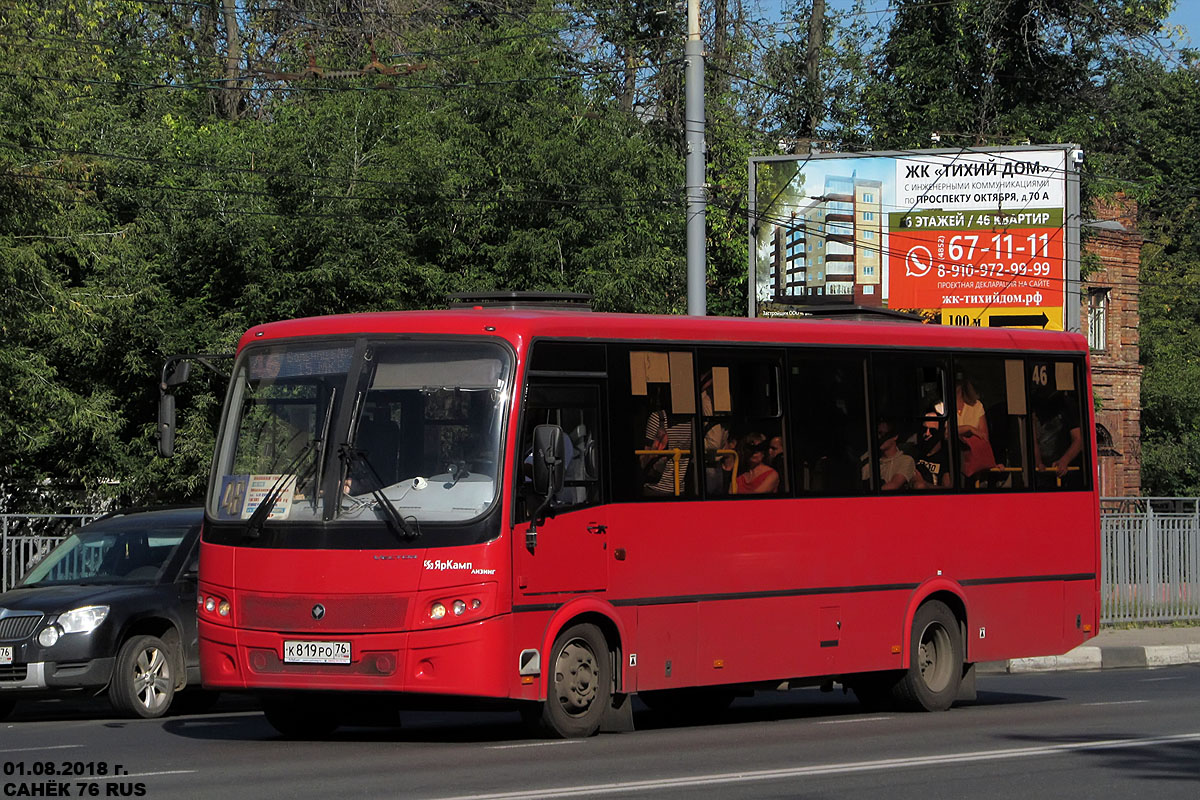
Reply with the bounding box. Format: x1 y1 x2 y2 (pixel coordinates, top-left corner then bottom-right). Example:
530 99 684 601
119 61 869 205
1167 1 1199 47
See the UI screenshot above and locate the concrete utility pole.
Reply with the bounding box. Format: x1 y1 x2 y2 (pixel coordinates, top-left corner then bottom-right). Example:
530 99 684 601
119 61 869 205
685 0 707 316
803 0 825 139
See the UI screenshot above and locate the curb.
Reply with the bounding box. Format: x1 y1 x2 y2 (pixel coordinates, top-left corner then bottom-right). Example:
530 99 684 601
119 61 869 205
979 644 1200 674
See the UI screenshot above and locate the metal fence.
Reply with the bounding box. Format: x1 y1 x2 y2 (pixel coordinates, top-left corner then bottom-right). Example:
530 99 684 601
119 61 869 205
1101 497 1200 624
1 514 102 592
3 502 1200 623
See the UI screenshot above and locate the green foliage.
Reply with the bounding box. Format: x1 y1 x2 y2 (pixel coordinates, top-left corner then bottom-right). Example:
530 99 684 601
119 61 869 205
1 0 1197 505
0 0 684 509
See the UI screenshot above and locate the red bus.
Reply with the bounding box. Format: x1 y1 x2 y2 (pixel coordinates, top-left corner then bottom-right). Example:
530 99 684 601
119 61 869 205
193 300 1100 737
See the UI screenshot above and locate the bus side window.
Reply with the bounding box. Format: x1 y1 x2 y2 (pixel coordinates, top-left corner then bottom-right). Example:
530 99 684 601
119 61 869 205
1030 360 1089 490
952 357 1030 491
620 349 698 499
870 355 949 493
788 353 869 496
517 384 603 520
698 350 785 497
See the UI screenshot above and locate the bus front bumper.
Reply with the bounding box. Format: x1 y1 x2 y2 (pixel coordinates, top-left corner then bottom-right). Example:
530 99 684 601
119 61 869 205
199 615 512 698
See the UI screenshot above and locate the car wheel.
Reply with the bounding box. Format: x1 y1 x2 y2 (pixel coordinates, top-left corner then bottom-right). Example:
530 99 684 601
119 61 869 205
109 634 176 719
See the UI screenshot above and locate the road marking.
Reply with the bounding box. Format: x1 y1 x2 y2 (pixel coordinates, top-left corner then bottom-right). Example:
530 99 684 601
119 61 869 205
431 732 1200 800
75 771 196 783
1082 700 1148 707
0 745 83 755
816 716 893 725
1141 676 1185 682
487 741 583 750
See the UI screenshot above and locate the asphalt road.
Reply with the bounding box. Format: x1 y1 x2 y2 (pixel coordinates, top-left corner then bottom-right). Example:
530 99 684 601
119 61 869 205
4 666 1199 799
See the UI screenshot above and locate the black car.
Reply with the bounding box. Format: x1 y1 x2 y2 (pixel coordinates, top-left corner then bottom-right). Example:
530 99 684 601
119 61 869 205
0 507 204 720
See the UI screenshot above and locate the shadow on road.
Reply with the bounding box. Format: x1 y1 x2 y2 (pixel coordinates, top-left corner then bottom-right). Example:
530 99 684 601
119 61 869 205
150 685 1064 744
997 730 1200 782
3 692 258 724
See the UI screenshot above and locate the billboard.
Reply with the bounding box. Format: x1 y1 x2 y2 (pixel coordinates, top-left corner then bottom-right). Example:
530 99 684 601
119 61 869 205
748 146 1081 331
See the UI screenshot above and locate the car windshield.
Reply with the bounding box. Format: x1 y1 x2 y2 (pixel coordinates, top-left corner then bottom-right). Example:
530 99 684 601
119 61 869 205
20 524 193 586
210 339 511 525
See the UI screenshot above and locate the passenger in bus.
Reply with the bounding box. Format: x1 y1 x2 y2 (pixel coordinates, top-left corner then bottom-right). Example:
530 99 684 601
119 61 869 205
955 375 990 442
735 433 779 494
955 375 996 478
768 435 785 474
641 394 692 496
863 419 916 491
912 408 951 489
1033 389 1083 487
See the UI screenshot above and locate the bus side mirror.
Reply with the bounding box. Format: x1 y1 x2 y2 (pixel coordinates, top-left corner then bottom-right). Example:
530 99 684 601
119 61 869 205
157 357 191 458
163 359 191 388
531 424 566 496
527 424 565 551
157 392 176 458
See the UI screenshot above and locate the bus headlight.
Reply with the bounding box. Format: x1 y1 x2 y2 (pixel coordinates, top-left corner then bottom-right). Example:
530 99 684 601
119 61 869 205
200 592 233 623
430 602 447 620
452 600 467 616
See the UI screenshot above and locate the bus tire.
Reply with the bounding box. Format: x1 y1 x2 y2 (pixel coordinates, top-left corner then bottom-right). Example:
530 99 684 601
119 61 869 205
109 635 176 719
893 600 962 711
261 693 340 739
539 623 611 738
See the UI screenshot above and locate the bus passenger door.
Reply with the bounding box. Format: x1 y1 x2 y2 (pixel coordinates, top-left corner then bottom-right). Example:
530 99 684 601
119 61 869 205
514 384 607 595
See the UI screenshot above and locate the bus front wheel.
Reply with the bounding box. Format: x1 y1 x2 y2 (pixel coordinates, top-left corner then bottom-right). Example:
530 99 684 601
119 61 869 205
538 623 611 738
894 600 962 711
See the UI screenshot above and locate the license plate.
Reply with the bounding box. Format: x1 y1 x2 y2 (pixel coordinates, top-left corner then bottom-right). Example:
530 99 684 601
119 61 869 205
0 646 11 665
283 640 351 664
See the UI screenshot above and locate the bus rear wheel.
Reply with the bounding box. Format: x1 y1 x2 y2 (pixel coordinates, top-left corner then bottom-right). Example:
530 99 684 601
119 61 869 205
538 623 611 738
893 600 962 711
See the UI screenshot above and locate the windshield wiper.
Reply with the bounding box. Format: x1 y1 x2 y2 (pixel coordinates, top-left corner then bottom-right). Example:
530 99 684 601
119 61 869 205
338 444 419 540
245 439 322 539
309 389 337 511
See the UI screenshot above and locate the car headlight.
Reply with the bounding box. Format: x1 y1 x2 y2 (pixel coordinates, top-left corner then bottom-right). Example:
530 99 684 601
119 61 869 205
56 605 110 635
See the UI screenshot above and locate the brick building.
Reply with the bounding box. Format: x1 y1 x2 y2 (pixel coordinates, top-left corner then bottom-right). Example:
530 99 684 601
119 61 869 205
1084 194 1142 497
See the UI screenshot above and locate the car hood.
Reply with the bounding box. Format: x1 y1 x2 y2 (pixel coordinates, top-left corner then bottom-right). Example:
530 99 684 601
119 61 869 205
0 583 160 614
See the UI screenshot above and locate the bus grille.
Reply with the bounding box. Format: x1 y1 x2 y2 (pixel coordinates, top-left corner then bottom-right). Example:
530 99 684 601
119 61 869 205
0 614 43 642
238 593 409 633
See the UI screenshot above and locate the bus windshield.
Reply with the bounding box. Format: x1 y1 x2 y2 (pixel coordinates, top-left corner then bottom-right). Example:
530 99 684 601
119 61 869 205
209 339 511 526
